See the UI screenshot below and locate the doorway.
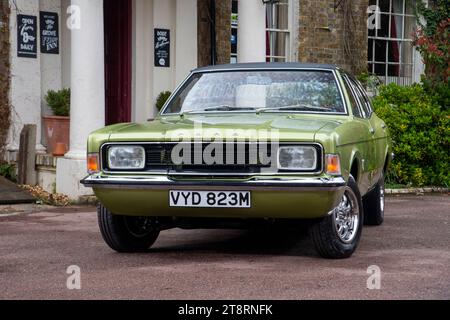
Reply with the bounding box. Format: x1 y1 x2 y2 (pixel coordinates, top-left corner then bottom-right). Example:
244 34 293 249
104 0 132 125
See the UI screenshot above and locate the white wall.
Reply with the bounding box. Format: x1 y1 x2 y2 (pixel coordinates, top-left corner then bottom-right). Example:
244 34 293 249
7 0 66 156
8 0 44 153
132 0 154 122
39 0 62 117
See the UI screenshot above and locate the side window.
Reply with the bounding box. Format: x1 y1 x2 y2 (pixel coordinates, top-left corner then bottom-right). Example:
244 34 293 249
354 80 374 115
342 76 362 118
348 78 370 118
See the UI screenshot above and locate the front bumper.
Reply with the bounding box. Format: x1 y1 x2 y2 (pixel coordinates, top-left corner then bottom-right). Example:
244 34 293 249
81 175 346 219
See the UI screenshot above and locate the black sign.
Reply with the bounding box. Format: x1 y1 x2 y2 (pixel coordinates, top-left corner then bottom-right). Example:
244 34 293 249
17 15 37 58
40 11 59 54
154 29 170 67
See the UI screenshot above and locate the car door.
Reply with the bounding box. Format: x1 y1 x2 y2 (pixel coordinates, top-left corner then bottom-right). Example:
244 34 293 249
353 80 389 184
342 75 377 193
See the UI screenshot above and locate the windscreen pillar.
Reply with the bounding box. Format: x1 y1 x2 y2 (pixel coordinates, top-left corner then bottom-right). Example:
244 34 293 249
56 0 105 200
237 0 266 63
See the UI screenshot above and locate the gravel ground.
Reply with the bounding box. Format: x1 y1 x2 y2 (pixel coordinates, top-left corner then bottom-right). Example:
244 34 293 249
0 195 449 300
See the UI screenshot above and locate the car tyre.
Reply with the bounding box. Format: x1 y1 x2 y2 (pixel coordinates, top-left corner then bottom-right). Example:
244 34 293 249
363 174 385 226
97 204 160 253
310 175 364 259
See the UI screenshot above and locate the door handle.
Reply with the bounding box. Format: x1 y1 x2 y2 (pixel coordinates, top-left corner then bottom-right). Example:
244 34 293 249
381 124 387 129
370 128 375 135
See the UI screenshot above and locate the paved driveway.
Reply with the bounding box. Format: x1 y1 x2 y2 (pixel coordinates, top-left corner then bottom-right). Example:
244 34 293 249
0 195 449 300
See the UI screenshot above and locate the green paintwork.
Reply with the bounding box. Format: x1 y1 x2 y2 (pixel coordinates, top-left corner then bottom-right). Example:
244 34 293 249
85 69 391 219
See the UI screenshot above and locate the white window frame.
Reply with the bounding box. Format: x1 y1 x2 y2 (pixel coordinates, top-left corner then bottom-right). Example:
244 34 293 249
231 0 296 63
368 0 418 85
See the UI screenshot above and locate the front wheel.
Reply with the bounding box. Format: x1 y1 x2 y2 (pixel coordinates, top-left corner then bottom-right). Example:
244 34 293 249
97 205 160 253
310 175 364 259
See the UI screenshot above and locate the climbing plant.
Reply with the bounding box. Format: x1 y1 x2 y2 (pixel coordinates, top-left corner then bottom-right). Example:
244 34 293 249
0 1 11 161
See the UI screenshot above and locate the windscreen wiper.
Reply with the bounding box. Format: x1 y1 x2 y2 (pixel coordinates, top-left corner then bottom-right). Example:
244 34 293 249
257 104 331 113
181 105 257 115
202 105 257 112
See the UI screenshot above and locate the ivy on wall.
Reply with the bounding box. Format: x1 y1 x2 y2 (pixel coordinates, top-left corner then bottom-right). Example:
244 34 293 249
0 1 11 161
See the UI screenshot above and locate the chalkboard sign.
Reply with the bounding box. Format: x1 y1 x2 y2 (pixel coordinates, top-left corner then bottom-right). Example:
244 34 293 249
154 29 170 67
40 11 59 54
17 14 37 58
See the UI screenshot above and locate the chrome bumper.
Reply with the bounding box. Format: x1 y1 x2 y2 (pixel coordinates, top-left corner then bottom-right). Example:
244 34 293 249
81 175 346 191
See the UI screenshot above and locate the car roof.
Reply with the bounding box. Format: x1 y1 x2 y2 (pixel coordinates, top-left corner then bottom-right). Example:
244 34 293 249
192 62 340 73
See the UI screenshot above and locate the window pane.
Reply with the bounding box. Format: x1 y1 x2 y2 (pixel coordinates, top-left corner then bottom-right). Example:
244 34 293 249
368 39 374 61
399 64 412 79
405 0 416 14
391 0 404 14
266 1 289 30
404 16 416 39
377 14 390 37
343 77 362 118
231 28 238 55
379 0 391 13
390 14 403 38
388 64 399 77
388 40 400 62
374 63 387 77
267 31 287 58
374 40 387 62
402 41 413 64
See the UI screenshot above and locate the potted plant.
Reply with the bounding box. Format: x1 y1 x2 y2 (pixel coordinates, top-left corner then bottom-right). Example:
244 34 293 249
42 88 70 156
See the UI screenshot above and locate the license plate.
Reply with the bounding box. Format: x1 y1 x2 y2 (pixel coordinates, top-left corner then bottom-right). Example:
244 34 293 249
169 190 251 208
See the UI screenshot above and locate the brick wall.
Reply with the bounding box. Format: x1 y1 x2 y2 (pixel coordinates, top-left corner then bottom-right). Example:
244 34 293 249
298 0 369 74
197 0 231 67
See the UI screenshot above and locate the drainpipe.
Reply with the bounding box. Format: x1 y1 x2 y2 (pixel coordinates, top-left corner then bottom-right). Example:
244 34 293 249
210 0 216 65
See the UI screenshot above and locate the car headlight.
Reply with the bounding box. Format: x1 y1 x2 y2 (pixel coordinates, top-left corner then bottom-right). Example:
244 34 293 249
277 146 317 171
108 146 145 170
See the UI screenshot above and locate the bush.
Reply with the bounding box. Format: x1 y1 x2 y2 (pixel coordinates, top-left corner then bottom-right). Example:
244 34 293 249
155 91 172 111
0 162 16 182
45 88 70 117
373 83 449 187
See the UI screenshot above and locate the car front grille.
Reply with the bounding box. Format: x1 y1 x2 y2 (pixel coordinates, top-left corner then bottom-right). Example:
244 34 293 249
101 142 323 175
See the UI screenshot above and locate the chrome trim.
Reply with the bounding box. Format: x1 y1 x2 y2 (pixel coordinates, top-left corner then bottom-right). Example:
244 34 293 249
81 175 346 191
160 68 349 116
99 142 325 176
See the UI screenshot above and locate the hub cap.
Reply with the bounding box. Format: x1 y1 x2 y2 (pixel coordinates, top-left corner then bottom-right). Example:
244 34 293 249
380 183 385 217
333 187 360 243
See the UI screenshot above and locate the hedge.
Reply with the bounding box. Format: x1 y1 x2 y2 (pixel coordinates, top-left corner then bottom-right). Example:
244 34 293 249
373 83 449 187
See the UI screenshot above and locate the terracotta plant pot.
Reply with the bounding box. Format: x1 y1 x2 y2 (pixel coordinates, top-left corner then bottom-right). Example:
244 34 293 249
42 116 70 156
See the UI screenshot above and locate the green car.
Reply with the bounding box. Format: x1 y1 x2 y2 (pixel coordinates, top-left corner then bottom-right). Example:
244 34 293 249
82 63 392 259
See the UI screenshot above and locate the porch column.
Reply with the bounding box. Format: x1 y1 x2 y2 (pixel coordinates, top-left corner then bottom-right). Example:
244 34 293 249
237 0 266 63
57 0 105 199
175 0 198 85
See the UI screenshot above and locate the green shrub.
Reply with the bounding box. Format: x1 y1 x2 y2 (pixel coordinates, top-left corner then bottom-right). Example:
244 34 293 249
155 91 172 111
45 88 70 117
0 163 16 182
373 83 449 187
